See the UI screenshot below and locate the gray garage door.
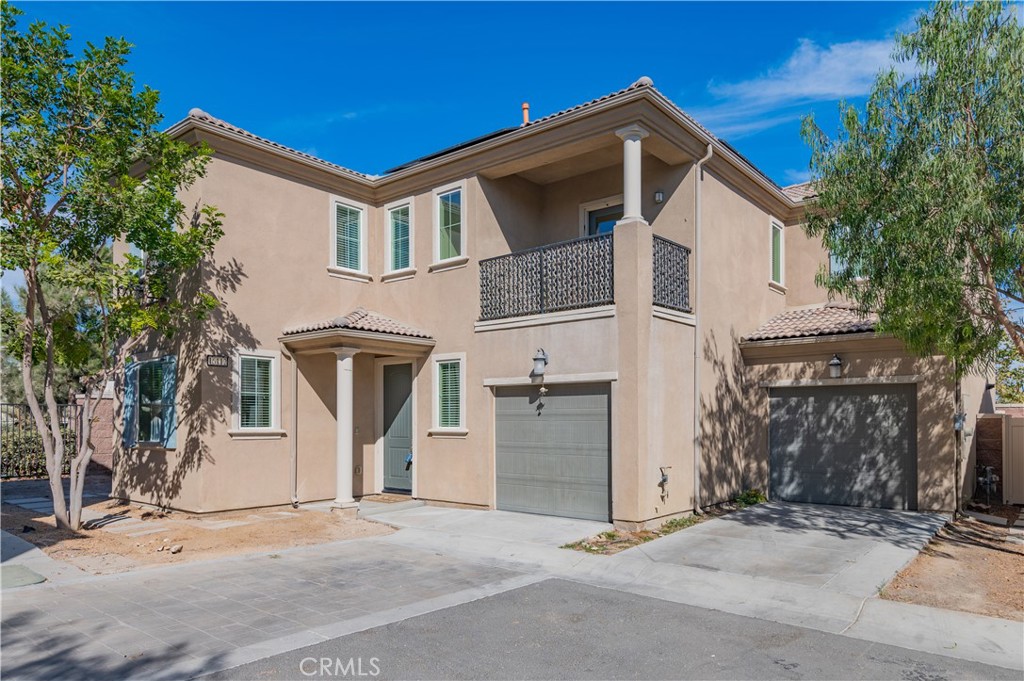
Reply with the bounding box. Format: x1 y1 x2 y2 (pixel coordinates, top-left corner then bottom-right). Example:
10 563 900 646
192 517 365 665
769 384 917 510
495 384 611 522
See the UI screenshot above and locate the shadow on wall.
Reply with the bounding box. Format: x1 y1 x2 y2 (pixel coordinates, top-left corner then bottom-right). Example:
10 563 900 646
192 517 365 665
699 329 786 505
115 237 257 509
699 329 953 512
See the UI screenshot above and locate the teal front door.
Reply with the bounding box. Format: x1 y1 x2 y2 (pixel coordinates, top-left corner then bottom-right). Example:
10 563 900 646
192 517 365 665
383 363 413 493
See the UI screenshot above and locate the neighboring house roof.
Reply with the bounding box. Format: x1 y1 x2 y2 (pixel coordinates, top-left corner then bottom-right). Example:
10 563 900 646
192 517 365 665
781 181 818 202
282 307 433 340
168 78 816 208
744 303 878 342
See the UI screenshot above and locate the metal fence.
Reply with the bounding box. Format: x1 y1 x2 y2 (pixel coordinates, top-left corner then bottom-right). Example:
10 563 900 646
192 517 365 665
652 235 692 313
479 234 615 321
1 403 81 478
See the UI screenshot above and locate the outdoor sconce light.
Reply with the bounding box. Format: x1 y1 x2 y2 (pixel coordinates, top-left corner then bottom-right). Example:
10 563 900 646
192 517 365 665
828 354 843 379
654 190 665 204
954 411 966 432
532 348 549 378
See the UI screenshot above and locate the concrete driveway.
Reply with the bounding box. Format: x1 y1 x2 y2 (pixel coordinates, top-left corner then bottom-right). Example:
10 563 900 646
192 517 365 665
622 502 948 598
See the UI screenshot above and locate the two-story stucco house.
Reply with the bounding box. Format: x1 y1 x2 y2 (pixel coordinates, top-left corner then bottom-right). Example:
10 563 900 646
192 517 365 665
114 77 991 528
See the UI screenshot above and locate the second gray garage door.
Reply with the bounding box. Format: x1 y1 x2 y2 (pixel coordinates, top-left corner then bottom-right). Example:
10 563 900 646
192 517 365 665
769 384 917 510
495 384 611 522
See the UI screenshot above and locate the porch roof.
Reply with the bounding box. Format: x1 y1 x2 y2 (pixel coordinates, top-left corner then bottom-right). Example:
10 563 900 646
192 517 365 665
280 308 435 354
743 303 878 343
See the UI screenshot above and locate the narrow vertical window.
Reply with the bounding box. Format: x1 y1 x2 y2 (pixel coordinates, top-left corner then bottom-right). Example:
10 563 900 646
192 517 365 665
137 360 166 443
335 203 362 271
438 189 462 261
389 204 411 271
770 221 784 285
437 360 462 428
239 356 273 429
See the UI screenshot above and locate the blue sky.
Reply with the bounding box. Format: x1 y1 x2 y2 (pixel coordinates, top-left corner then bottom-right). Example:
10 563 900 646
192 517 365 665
4 0 927 293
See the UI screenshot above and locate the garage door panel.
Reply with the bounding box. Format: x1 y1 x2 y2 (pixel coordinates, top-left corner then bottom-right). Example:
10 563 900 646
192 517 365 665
770 384 917 510
495 384 610 522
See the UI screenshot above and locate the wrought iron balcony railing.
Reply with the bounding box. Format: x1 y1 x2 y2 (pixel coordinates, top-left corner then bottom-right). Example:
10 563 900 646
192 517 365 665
479 234 614 321
652 235 692 313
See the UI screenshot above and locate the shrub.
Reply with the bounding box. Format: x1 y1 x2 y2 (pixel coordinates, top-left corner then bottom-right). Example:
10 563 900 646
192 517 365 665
1 428 75 478
736 488 768 507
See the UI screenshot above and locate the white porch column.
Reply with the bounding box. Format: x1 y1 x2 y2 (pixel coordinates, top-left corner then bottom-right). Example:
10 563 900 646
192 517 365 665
616 123 650 223
333 348 359 509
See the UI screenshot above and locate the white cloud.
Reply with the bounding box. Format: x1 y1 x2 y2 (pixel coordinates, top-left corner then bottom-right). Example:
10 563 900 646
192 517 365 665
2 268 25 297
782 168 812 185
691 36 900 139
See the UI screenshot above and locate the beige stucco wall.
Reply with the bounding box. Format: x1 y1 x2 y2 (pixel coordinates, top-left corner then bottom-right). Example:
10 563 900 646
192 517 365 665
115 126 969 523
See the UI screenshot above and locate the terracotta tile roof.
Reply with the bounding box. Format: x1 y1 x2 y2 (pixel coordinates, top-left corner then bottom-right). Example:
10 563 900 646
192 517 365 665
283 307 432 339
185 108 374 181
744 303 878 341
781 181 818 202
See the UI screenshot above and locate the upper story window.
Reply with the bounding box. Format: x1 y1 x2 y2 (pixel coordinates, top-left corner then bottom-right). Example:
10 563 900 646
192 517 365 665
434 184 464 263
332 200 366 274
124 355 177 449
387 202 413 272
770 220 785 286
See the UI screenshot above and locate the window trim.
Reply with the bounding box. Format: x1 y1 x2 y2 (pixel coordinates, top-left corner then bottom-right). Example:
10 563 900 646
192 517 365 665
579 194 624 237
385 197 416 276
328 196 369 278
230 348 283 438
430 352 467 436
769 218 785 287
432 181 466 267
134 356 171 446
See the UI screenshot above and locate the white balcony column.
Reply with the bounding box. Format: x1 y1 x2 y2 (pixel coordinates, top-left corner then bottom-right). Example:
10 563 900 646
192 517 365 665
332 347 359 509
616 123 650 223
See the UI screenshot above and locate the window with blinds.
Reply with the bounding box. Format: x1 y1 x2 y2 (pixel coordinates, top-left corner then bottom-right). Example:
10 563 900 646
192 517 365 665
240 355 273 429
335 203 362 271
138 360 167 443
389 204 411 271
438 189 462 260
437 360 462 428
771 222 784 285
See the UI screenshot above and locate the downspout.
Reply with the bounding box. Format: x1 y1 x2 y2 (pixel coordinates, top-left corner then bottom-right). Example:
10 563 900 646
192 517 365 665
692 144 713 515
289 351 299 507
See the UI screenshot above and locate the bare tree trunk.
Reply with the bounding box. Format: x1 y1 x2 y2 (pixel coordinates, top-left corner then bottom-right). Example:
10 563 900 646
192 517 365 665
19 265 71 530
69 383 102 530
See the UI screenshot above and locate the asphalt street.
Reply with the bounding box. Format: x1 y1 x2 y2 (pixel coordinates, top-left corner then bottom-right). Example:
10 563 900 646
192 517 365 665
203 578 1018 681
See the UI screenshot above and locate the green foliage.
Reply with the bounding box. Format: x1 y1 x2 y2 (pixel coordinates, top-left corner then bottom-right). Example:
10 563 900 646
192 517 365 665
1 426 75 478
995 334 1024 403
735 488 767 507
801 1 1024 372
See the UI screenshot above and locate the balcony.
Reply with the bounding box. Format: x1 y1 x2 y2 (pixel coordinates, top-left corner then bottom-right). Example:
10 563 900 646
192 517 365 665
479 234 614 321
479 232 692 323
652 235 691 313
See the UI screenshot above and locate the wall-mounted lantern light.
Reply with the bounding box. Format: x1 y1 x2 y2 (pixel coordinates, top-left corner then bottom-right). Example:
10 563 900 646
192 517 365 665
828 354 843 379
532 348 549 378
654 190 665 204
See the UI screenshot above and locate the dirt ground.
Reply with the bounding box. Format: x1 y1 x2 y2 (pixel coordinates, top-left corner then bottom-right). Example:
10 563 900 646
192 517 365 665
1 500 392 574
883 517 1024 621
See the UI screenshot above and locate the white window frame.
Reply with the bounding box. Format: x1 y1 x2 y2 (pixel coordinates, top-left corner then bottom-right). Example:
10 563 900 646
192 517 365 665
327 196 370 281
230 348 284 438
430 352 467 436
769 218 785 288
579 194 624 237
384 197 416 277
432 181 467 268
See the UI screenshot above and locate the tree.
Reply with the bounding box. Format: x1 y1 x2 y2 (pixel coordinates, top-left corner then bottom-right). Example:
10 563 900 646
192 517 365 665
1 268 102 404
994 334 1024 403
1 3 223 530
801 1 1024 371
